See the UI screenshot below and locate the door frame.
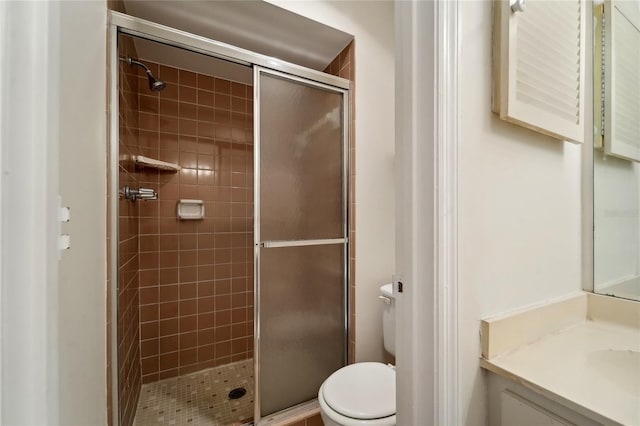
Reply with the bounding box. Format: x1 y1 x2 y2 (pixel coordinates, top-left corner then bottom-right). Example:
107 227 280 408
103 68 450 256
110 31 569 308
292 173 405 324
108 11 351 425
395 1 460 425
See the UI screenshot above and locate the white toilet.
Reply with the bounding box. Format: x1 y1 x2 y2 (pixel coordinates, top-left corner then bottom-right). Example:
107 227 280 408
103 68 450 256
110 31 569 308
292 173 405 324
318 284 396 426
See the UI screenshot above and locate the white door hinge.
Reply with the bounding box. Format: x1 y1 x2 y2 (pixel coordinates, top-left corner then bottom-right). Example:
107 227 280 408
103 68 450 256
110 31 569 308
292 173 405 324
59 205 70 223
58 196 70 257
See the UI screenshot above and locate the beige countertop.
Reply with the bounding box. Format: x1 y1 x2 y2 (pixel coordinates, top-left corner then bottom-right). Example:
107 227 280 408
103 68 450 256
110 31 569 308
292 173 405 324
481 293 640 426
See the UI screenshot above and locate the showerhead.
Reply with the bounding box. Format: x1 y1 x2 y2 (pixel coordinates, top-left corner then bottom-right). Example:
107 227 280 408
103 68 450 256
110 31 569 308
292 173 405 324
127 57 166 92
148 75 166 92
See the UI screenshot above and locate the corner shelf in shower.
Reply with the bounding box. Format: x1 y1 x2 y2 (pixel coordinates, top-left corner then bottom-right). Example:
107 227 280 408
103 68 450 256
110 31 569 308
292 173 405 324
127 155 181 172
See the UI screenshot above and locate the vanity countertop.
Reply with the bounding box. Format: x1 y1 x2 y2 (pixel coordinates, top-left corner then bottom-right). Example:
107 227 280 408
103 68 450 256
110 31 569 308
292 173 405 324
481 292 640 426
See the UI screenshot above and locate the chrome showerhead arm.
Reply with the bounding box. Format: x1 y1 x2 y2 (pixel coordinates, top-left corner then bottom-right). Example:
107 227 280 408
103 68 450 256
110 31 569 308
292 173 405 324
123 57 167 92
127 57 151 75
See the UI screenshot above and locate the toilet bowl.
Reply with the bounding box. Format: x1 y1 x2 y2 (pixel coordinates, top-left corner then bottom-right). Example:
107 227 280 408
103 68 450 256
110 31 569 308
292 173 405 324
318 362 395 426
318 284 397 426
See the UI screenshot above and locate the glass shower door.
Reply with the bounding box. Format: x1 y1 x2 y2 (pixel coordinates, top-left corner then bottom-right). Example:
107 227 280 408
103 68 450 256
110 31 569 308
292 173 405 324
254 67 349 419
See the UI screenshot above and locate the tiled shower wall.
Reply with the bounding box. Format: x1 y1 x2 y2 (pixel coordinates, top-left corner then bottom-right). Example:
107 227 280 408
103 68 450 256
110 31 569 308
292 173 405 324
129 60 255 383
324 41 356 363
117 35 143 426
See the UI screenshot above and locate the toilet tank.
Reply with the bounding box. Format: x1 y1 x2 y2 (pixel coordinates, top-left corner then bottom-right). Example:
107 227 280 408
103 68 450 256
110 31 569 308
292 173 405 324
379 284 396 356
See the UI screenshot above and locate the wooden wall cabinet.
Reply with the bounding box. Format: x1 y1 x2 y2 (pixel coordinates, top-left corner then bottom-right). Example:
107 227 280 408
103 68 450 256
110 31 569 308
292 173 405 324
493 0 586 144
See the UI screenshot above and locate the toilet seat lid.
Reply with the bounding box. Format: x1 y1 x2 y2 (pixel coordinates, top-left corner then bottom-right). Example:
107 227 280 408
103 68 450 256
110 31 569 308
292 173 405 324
322 362 395 420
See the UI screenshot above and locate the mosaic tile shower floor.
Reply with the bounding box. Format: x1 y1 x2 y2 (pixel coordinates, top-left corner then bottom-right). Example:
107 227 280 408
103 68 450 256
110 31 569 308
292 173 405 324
133 359 254 426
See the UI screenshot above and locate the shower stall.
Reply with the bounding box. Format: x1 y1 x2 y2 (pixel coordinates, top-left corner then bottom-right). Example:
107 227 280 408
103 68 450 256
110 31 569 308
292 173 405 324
108 11 350 426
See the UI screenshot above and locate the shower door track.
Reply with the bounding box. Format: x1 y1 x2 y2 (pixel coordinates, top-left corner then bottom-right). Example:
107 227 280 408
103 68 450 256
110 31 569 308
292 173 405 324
109 12 350 90
108 10 351 426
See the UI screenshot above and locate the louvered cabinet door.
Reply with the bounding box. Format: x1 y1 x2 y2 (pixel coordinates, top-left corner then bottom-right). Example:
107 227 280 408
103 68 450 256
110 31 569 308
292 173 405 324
603 0 640 161
493 0 586 144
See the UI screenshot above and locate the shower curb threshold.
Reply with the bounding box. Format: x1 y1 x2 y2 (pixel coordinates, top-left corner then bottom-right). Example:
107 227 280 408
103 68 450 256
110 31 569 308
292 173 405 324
257 399 320 426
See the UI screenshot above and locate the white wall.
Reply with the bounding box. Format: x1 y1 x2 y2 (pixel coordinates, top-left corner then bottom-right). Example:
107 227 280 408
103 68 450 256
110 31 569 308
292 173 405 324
458 1 583 424
1 2 62 423
57 1 108 424
266 0 396 362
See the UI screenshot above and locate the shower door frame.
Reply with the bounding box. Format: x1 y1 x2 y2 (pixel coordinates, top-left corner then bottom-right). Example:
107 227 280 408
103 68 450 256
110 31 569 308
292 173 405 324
253 66 350 421
108 11 351 426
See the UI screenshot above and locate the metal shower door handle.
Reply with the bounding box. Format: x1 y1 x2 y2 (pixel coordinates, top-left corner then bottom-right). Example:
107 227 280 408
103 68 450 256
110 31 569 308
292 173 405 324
259 238 347 248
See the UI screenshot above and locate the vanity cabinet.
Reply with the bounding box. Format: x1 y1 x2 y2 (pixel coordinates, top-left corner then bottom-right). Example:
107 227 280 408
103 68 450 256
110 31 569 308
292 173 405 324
501 391 573 426
488 374 607 426
481 292 639 426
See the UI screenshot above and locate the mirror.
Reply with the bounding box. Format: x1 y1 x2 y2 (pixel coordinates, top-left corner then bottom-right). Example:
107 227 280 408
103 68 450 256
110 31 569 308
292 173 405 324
593 0 640 301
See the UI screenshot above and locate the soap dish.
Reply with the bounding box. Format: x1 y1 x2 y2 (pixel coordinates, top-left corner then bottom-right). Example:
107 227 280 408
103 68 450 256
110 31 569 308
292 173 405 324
177 199 204 220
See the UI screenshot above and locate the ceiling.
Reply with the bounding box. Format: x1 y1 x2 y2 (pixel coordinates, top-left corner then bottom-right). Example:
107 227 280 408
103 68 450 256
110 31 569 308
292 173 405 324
122 0 353 83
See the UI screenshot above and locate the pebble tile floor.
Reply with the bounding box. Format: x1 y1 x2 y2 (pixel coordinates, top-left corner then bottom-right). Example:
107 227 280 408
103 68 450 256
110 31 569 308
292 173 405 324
133 359 254 426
